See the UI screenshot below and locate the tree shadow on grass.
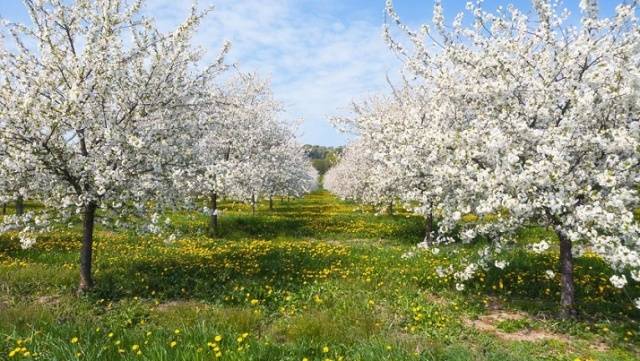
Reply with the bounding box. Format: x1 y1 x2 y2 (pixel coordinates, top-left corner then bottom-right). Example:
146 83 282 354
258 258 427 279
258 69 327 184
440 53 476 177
92 241 349 306
214 215 314 240
171 209 426 243
449 249 640 321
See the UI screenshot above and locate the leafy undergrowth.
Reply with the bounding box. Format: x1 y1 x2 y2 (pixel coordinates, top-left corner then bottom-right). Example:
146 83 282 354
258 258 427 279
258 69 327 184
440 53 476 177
0 191 639 360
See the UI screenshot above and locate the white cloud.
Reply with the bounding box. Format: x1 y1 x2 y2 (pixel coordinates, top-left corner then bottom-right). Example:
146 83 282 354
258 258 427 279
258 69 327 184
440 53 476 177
144 0 400 146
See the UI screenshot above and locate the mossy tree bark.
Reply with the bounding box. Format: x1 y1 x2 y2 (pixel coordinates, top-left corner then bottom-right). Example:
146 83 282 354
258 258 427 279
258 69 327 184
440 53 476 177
209 192 218 236
78 201 97 294
15 196 24 216
558 229 577 318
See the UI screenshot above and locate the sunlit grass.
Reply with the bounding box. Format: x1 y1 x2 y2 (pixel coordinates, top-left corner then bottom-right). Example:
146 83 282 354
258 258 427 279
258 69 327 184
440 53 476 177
0 190 639 360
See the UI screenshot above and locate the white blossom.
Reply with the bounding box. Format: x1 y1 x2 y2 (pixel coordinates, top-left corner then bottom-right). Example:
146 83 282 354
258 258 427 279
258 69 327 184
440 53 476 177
610 274 628 289
545 270 556 280
531 241 551 254
401 251 416 259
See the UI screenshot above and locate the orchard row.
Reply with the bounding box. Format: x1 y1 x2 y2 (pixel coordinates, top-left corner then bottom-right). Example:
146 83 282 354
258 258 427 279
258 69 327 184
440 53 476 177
0 1 316 292
326 0 640 317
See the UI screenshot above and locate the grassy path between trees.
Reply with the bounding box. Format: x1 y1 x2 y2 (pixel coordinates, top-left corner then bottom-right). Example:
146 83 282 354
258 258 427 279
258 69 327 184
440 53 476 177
1 191 639 360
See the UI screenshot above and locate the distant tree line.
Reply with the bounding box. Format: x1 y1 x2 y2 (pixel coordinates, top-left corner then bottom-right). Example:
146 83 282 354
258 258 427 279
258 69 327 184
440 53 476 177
303 145 343 175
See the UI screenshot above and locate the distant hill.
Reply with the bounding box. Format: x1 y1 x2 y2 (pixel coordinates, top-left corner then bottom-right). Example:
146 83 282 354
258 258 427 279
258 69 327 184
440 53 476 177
303 145 343 175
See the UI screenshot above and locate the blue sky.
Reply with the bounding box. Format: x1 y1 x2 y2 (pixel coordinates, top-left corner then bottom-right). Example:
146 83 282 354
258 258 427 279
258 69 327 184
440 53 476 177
0 1 624 146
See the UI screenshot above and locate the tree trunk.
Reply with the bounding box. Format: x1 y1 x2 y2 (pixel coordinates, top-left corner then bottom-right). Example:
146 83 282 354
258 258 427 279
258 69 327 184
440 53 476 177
251 194 256 215
269 196 273 211
15 196 24 216
280 196 284 204
558 229 577 318
2 203 6 215
209 192 218 236
388 201 394 216
78 201 98 295
423 210 434 245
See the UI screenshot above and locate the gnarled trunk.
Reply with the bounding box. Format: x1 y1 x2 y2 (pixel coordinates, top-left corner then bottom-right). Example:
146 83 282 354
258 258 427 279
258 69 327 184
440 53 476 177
388 201 394 216
251 194 256 215
15 196 24 216
2 203 6 215
558 229 577 318
209 192 218 236
78 201 98 294
423 209 434 245
269 196 273 211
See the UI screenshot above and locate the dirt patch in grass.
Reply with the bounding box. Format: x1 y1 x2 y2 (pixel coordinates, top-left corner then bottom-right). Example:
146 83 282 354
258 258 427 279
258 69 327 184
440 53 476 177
464 309 572 343
588 340 610 352
422 291 449 306
35 295 61 306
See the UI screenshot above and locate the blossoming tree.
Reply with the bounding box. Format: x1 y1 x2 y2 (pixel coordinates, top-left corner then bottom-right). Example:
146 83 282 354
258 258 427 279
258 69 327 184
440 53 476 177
331 88 450 233
258 138 318 209
0 143 34 216
179 73 315 234
227 121 314 214
379 0 640 317
0 0 229 293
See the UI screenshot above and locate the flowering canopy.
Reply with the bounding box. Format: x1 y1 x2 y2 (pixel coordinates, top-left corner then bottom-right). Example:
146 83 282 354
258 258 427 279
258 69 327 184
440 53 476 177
0 0 231 241
178 73 315 220
330 0 640 315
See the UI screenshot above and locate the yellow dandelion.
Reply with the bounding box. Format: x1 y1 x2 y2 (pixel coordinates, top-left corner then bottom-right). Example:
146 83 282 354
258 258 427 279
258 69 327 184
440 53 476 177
214 335 222 342
70 337 79 344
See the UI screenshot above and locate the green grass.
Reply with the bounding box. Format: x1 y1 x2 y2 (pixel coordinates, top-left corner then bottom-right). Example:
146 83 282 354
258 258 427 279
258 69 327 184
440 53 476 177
0 190 639 360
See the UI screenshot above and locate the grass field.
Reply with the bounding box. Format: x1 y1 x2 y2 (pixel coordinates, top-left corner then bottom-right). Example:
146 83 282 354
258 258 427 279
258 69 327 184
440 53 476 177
1 190 639 360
